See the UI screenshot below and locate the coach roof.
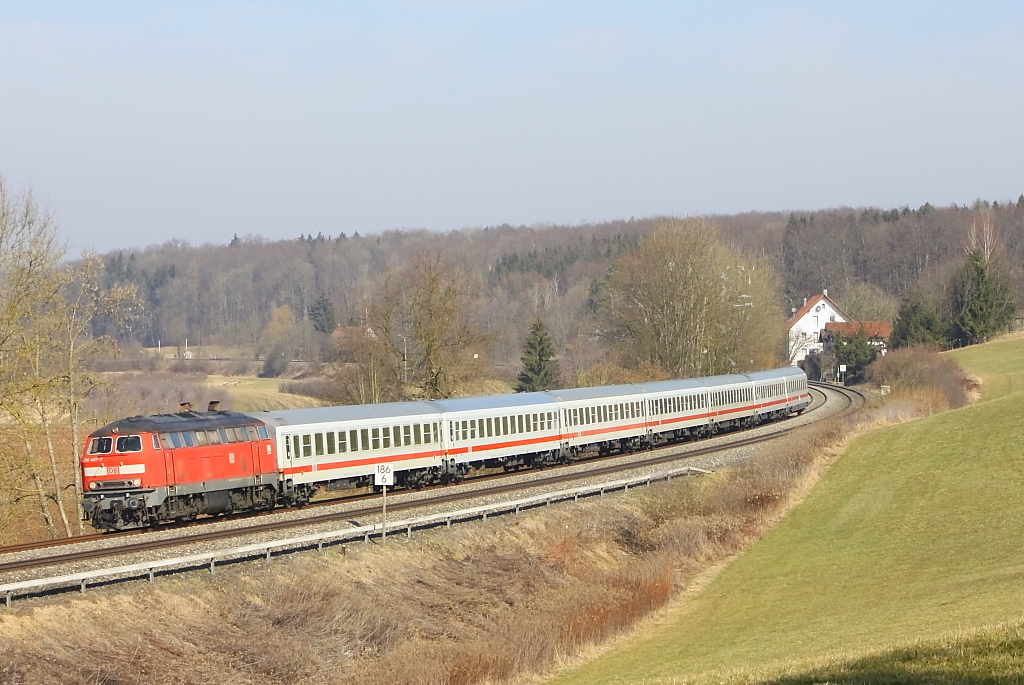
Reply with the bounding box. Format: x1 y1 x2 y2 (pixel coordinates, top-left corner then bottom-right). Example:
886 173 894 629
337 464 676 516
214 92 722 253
246 401 442 429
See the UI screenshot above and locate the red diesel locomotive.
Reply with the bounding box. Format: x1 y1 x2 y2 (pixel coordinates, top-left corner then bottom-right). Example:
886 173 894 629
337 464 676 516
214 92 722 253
81 402 279 530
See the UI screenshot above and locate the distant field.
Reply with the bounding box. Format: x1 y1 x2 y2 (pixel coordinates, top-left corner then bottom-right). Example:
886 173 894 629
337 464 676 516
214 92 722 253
551 335 1024 684
205 375 324 412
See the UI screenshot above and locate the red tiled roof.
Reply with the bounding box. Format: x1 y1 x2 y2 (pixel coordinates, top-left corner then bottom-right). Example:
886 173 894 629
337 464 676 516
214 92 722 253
823 321 892 339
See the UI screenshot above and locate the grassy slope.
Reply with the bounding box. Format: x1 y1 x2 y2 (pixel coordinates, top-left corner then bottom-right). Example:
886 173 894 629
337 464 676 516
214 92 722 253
552 336 1024 684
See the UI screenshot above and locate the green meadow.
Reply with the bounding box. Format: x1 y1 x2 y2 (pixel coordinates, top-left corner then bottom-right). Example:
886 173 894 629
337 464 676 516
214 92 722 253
551 335 1024 684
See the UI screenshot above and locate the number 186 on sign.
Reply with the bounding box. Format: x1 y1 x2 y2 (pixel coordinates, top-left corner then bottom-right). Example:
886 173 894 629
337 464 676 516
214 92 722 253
374 463 394 487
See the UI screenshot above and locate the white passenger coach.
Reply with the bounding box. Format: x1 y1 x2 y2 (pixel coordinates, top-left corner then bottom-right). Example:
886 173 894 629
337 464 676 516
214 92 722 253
246 366 809 502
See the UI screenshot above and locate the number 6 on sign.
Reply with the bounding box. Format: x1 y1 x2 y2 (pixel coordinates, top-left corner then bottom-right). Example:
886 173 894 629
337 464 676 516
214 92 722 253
375 463 394 487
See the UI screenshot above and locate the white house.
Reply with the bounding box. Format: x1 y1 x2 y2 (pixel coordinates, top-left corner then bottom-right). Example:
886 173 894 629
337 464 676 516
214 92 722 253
787 290 848 364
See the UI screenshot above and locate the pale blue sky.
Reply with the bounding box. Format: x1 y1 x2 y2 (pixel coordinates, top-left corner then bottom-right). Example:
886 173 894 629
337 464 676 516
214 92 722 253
2 2 1022 253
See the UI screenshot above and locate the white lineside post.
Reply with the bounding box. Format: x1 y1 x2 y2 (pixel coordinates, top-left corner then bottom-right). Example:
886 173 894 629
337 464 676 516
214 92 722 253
375 463 394 540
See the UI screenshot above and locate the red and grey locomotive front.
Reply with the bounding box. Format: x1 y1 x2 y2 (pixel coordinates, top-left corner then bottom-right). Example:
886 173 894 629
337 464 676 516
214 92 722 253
81 409 278 530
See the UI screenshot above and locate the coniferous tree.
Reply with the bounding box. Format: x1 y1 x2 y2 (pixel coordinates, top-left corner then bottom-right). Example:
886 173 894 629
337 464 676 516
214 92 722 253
309 294 336 334
890 293 946 348
833 328 876 382
515 319 561 392
949 246 1015 346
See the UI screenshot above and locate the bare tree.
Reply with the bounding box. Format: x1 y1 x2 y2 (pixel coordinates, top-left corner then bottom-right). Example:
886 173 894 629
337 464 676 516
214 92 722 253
367 253 490 399
836 282 899 324
597 219 784 377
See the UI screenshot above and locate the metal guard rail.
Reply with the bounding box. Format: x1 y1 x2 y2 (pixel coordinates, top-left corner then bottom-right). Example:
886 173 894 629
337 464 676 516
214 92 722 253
1 465 711 607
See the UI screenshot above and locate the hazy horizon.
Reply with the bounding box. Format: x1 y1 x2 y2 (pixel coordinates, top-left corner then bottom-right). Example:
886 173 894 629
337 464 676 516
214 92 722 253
3 2 1022 254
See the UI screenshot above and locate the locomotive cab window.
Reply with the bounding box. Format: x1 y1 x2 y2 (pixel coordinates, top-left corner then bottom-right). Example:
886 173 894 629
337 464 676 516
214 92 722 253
115 435 143 452
89 437 113 454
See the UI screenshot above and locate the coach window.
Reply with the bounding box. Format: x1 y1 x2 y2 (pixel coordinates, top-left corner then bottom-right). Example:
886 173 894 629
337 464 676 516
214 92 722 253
300 434 311 458
382 427 391 449
485 417 492 437
315 433 324 456
460 420 467 440
414 423 423 444
371 428 380 450
326 432 336 454
358 429 368 451
338 431 347 453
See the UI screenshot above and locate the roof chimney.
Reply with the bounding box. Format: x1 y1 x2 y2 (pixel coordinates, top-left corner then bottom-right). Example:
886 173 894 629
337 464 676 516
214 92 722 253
179 402 193 412
207 401 221 412
823 288 828 297
803 297 808 306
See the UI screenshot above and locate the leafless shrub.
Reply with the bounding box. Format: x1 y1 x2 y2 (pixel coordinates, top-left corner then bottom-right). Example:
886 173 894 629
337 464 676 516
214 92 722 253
867 346 971 410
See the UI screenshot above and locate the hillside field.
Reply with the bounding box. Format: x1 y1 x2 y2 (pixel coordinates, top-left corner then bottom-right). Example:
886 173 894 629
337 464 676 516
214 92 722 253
550 335 1024 684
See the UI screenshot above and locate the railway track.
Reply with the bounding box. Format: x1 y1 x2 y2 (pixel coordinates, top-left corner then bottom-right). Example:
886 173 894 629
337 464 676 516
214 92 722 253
0 382 861 579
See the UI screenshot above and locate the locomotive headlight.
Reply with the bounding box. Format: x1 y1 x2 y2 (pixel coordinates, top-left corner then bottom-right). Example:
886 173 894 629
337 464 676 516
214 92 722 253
133 479 141 487
89 481 98 490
